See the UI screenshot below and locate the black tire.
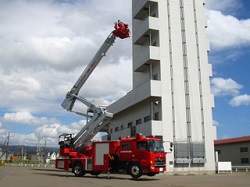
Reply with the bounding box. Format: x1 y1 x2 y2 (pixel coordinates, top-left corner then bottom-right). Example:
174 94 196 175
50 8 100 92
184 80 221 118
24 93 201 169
73 163 85 177
129 163 142 179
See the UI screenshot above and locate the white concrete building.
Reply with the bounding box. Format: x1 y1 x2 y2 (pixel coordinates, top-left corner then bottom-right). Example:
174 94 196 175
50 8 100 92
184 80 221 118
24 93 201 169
107 0 216 173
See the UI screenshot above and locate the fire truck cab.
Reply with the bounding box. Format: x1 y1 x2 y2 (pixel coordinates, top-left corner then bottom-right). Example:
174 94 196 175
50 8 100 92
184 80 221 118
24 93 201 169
115 133 166 178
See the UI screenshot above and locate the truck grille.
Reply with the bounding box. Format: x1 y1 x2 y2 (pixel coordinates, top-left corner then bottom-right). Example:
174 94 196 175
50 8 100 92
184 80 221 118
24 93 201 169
155 158 165 166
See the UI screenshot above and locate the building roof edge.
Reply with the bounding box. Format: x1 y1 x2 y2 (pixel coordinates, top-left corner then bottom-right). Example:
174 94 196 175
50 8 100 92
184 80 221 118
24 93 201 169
214 136 250 145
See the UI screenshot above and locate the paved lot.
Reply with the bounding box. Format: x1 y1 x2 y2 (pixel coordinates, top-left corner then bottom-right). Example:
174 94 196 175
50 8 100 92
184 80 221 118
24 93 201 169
0 166 250 187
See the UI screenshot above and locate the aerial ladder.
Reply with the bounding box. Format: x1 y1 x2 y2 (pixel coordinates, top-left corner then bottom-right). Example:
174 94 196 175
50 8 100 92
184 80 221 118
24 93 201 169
59 21 130 150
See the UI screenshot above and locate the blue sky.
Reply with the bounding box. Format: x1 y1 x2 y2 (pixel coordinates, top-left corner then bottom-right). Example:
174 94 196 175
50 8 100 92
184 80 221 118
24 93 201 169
0 0 249 147
205 0 250 139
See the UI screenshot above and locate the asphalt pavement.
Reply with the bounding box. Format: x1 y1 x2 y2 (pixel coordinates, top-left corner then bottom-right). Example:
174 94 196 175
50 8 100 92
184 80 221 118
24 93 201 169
0 166 249 187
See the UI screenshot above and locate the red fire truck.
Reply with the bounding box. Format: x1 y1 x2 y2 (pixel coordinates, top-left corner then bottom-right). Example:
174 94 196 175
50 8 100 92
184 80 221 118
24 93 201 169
56 133 166 179
56 21 167 179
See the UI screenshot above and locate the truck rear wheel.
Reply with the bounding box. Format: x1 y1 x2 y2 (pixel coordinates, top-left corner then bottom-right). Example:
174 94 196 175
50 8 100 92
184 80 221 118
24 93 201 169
129 163 142 179
73 163 85 177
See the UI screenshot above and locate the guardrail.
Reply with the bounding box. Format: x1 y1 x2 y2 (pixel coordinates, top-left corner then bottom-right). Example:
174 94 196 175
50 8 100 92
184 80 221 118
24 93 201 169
232 166 250 172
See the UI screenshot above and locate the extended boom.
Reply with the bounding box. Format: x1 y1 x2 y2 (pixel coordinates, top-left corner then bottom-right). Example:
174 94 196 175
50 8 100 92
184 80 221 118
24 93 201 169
60 20 130 149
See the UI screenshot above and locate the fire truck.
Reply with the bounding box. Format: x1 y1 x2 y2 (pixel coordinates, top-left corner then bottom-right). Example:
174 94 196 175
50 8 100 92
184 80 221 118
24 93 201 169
56 21 167 179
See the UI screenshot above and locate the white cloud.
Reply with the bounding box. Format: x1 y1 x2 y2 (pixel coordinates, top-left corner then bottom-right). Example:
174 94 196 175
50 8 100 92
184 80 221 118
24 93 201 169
205 1 250 109
80 57 132 102
213 120 222 127
0 74 41 93
229 94 250 107
0 75 41 107
220 135 232 140
36 120 105 146
205 0 250 51
211 77 243 96
206 10 250 50
211 78 250 107
0 0 132 72
0 110 106 146
3 111 58 126
0 122 8 136
0 0 132 115
3 112 33 124
205 0 243 14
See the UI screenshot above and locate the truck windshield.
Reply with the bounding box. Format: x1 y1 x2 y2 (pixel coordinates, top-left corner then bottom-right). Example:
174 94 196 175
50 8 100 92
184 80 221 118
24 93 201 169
148 140 164 152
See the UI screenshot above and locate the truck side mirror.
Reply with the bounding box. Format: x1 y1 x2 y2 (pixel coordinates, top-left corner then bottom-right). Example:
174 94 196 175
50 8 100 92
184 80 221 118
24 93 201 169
163 141 174 154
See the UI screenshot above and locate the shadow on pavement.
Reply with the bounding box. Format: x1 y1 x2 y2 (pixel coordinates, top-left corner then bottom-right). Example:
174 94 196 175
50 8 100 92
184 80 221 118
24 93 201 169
31 168 159 181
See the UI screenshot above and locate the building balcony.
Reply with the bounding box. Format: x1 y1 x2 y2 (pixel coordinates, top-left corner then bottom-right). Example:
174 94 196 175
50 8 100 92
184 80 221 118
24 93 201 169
108 80 161 114
132 0 158 20
133 45 160 72
133 16 159 45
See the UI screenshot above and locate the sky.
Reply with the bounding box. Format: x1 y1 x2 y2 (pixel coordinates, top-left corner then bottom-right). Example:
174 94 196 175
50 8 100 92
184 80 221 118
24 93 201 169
0 0 249 147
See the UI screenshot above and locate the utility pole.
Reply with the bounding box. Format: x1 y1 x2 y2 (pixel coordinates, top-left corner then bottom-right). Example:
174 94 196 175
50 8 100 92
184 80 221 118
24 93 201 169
5 132 10 161
37 132 45 164
37 132 41 164
0 132 10 161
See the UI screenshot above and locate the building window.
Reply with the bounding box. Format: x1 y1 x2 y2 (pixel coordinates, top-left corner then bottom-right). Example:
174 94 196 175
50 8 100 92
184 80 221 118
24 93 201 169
128 122 132 128
110 129 113 134
131 126 136 137
152 41 157 46
154 112 159 120
115 127 119 132
144 115 151 122
240 147 248 153
153 74 159 80
136 119 142 125
241 158 249 164
121 125 124 130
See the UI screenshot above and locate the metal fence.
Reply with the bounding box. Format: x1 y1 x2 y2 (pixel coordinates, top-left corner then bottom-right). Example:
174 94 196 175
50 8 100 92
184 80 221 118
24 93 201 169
232 166 250 172
5 163 55 168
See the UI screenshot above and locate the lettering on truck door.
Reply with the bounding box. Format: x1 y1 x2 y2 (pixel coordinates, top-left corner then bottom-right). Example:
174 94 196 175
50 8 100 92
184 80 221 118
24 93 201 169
120 141 133 161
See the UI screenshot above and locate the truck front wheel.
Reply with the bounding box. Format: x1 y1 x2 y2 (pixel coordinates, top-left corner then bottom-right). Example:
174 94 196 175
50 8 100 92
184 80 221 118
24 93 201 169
129 163 142 179
73 163 85 177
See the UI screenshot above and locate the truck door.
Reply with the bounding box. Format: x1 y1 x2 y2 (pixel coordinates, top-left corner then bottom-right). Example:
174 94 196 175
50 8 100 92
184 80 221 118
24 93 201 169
119 141 133 161
136 141 150 161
